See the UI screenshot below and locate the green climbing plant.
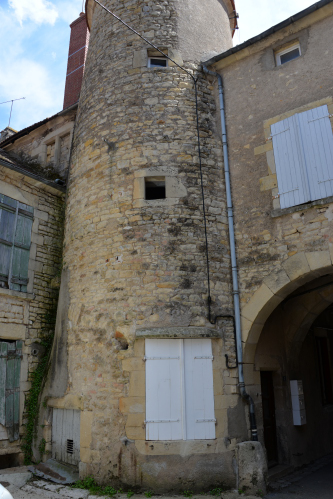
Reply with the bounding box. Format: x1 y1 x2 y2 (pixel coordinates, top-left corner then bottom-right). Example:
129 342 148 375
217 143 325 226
21 306 56 464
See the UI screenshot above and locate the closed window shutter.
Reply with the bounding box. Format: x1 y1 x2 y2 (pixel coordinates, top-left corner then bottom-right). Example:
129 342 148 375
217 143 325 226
297 105 333 202
145 339 182 440
271 115 310 209
0 341 22 441
0 342 8 426
12 213 33 292
184 339 215 440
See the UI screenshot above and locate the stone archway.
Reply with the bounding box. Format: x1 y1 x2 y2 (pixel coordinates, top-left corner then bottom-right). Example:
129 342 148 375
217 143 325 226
241 250 333 364
238 250 333 470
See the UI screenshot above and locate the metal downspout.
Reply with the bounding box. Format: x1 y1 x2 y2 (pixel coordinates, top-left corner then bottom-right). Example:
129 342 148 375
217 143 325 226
202 65 258 441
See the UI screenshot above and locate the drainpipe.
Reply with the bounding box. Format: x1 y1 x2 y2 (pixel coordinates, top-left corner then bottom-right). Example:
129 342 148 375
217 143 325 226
202 65 258 442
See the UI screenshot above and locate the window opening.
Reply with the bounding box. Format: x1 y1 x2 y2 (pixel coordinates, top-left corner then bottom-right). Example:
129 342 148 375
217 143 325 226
148 57 168 68
276 43 301 66
145 177 166 200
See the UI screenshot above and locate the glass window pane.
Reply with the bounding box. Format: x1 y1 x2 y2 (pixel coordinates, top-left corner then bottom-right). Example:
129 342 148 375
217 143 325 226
280 48 300 65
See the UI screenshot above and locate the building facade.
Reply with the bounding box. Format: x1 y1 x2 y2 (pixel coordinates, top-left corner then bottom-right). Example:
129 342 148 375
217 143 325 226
0 0 333 493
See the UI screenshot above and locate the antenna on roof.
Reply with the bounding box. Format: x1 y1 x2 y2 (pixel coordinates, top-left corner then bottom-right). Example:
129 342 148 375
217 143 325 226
0 97 26 128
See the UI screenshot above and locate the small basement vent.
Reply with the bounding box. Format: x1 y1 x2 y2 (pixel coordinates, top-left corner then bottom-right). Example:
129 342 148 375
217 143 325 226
145 176 166 200
66 439 74 454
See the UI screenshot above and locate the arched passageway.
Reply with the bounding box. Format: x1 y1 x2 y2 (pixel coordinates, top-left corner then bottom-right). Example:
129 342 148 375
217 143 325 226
241 265 333 469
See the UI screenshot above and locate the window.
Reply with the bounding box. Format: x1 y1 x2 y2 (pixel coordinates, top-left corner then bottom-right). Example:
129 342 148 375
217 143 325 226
0 194 33 292
271 104 333 209
148 57 168 68
275 42 301 66
145 176 166 200
0 340 22 441
145 338 215 441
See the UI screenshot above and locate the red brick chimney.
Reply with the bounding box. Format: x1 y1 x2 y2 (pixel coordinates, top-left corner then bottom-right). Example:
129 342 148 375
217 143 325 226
63 12 90 109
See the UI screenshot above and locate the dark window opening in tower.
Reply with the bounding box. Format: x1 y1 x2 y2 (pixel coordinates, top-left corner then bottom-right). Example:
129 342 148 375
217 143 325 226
145 177 166 200
148 57 168 68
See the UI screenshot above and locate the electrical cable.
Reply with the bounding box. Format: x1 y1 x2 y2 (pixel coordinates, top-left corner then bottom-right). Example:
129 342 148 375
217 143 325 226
93 0 212 314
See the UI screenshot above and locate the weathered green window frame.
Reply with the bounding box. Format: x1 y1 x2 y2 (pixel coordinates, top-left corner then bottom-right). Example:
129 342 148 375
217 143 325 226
0 194 34 293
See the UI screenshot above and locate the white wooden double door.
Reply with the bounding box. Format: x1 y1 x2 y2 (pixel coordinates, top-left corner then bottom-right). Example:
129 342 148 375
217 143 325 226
145 338 215 441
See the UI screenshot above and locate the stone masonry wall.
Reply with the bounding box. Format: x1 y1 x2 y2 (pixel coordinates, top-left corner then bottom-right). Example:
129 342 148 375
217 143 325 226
54 0 240 490
0 165 64 460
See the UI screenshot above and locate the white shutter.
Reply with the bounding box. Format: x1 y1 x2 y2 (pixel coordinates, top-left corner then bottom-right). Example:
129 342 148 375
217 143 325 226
145 339 183 440
184 339 215 440
271 115 310 209
297 105 333 201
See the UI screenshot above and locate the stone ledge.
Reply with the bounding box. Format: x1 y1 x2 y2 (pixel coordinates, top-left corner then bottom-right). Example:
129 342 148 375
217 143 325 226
0 287 34 301
271 195 333 218
136 326 219 338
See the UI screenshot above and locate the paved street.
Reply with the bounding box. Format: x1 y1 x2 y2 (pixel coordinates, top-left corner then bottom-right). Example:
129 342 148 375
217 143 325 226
266 460 333 499
1 456 333 499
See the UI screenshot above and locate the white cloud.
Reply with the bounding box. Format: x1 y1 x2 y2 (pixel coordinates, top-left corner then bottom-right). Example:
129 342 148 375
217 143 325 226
9 0 58 25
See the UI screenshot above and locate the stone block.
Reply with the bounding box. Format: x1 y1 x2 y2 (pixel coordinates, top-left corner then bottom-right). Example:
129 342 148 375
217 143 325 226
119 397 145 414
254 142 272 156
282 252 310 281
241 284 274 323
126 413 145 427
122 357 145 371
126 425 145 440
263 268 290 296
129 370 145 397
0 323 26 340
134 338 145 357
305 250 331 271
259 174 277 191
80 411 93 448
236 441 267 495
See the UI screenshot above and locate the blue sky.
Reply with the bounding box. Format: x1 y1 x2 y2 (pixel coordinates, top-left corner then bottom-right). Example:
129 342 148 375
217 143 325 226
0 0 317 133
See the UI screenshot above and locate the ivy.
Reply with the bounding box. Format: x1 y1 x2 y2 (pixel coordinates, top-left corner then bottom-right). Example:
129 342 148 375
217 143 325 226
21 310 56 464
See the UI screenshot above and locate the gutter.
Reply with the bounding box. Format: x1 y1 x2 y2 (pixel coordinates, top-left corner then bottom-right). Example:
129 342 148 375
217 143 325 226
202 65 258 441
0 158 66 194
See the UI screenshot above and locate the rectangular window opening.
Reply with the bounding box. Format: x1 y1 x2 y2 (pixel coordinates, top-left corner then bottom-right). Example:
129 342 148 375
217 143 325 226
275 43 301 66
145 177 166 200
148 57 168 68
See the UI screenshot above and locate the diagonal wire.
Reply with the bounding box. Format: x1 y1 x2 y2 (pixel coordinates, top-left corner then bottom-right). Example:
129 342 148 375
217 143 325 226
93 0 212 306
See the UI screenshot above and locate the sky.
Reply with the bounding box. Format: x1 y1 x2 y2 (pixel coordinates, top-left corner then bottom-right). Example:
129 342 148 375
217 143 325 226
0 0 318 133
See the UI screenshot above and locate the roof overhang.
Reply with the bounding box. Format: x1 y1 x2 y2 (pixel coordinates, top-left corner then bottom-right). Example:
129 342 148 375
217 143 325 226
85 0 238 35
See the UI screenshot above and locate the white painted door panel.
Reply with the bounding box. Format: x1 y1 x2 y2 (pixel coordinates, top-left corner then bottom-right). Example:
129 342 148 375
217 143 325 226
184 339 215 440
145 339 182 440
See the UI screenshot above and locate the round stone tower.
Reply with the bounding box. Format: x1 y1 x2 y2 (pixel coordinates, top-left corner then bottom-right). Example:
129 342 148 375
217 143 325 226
56 0 238 491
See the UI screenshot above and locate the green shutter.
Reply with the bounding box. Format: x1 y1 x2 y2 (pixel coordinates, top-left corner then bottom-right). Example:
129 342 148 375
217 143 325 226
0 342 7 426
4 341 22 442
12 215 33 292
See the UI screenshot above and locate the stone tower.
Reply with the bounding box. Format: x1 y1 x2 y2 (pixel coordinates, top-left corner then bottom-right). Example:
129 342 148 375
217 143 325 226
46 0 239 491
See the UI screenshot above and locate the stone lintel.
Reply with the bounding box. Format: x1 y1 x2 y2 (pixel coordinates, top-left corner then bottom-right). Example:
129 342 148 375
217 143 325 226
136 327 219 339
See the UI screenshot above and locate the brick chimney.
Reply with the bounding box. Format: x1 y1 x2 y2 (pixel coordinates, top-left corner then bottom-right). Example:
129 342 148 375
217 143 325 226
63 12 90 109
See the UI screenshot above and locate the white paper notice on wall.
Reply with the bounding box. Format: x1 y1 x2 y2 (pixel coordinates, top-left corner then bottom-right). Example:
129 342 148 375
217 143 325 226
290 380 306 426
